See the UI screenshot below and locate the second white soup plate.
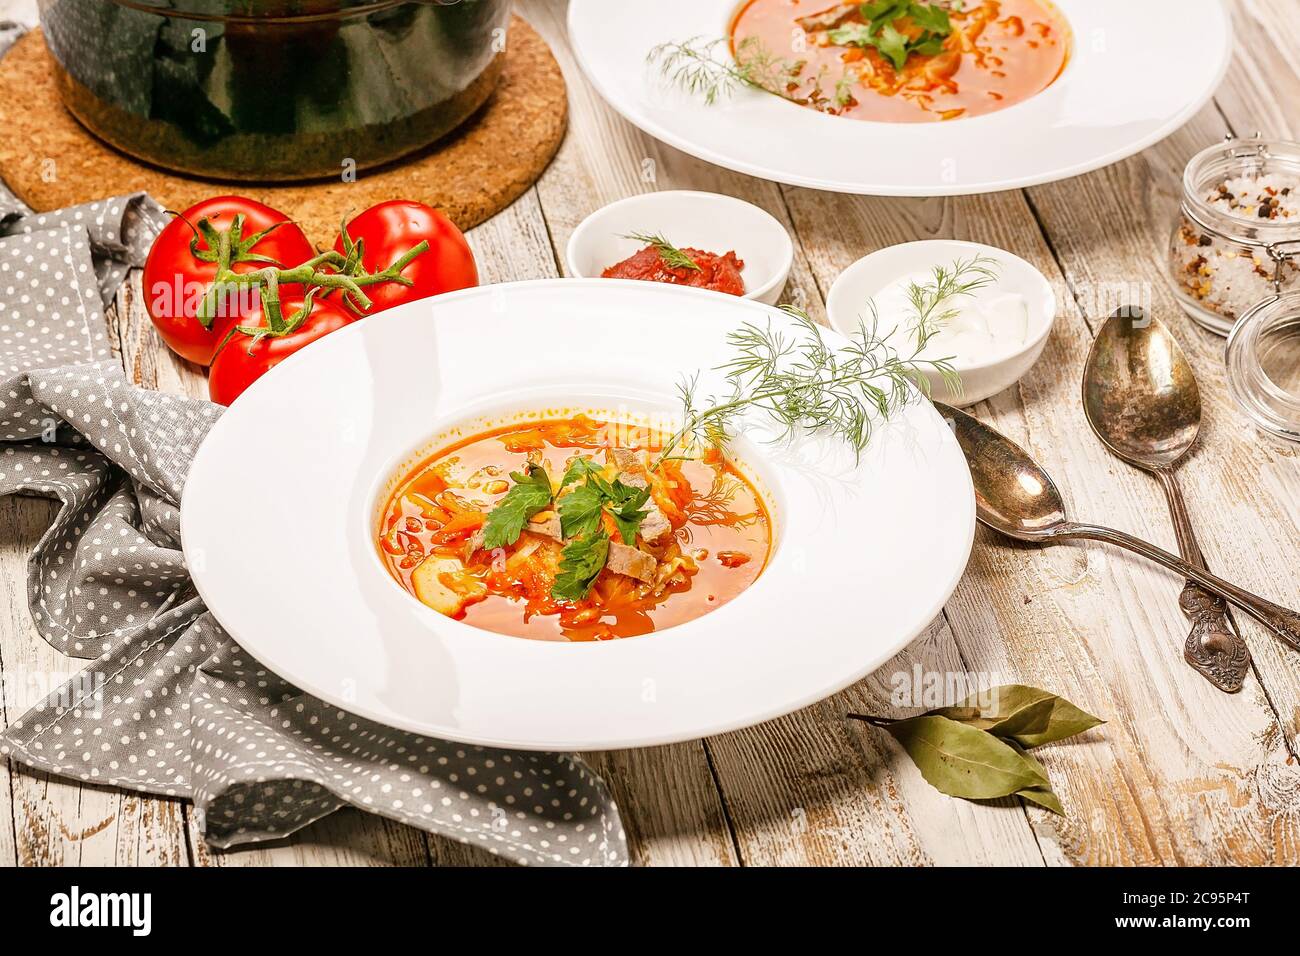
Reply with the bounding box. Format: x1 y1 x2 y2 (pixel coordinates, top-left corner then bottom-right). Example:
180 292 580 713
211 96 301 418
567 0 1233 196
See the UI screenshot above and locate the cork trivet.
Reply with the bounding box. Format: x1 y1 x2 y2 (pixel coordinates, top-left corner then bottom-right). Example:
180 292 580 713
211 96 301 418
0 16 566 244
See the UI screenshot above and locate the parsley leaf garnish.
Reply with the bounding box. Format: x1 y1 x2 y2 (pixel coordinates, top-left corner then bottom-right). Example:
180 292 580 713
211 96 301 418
551 532 610 602
558 465 653 544
488 455 656 599
558 483 606 539
906 1 952 35
482 464 553 549
556 455 655 546
554 456 656 600
560 457 605 488
874 22 909 70
608 485 651 545
828 1 953 73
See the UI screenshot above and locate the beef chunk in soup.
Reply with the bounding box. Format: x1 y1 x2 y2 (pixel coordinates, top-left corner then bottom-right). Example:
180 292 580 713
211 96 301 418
527 511 563 541
607 541 657 583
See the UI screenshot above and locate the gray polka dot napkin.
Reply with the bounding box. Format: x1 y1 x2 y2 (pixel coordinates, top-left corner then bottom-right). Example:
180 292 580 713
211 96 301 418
0 193 628 866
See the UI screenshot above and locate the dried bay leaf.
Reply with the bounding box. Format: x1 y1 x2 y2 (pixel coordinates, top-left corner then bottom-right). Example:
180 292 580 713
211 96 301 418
932 684 1103 748
1008 741 1064 815
1016 787 1064 815
884 715 1049 800
850 685 1100 814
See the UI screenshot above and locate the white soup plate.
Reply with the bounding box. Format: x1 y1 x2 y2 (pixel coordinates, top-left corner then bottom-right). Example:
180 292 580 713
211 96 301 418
181 280 974 751
567 0 1232 196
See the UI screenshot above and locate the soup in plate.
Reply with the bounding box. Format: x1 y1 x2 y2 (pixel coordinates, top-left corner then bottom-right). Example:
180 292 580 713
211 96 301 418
377 416 771 641
730 0 1072 123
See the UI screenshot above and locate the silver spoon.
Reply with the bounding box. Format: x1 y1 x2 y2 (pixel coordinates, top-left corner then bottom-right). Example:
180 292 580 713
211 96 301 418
935 402 1300 656
1082 307 1250 692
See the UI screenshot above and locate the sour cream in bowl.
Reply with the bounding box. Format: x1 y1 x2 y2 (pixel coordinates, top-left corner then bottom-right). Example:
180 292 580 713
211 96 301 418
827 240 1057 407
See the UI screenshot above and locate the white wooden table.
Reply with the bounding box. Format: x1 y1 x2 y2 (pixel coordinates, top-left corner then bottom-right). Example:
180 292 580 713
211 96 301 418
2 0 1299 867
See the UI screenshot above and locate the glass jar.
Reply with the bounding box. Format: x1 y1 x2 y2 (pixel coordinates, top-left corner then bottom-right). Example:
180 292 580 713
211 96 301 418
37 0 511 182
1168 136 1300 336
1226 289 1300 443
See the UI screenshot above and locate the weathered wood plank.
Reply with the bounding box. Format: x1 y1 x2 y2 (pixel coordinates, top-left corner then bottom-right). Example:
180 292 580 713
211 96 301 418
1215 0 1300 140
1019 1 1300 868
713 619 1048 866
0 496 53 868
425 740 741 867
528 0 1046 865
1014 3 1300 864
106 271 208 401
0 494 191 865
188 810 434 868
784 82 1300 864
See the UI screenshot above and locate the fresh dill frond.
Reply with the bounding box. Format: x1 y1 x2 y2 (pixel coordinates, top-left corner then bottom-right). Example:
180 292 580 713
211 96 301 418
906 254 999 340
646 35 799 105
686 472 761 528
653 307 958 470
623 232 702 272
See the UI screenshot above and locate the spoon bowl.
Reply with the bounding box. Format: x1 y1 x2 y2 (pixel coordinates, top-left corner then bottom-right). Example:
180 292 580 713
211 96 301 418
935 402 1068 539
1082 307 1202 469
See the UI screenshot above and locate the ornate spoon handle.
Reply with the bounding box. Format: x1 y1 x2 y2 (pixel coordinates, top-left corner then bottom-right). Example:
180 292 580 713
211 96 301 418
1054 522 1300 655
1153 467 1250 692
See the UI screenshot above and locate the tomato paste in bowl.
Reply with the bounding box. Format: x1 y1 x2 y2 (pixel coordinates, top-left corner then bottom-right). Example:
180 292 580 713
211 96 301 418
602 244 746 296
37 0 511 181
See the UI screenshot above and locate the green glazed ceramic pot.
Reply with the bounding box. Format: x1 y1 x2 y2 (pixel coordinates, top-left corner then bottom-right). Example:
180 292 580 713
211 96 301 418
38 0 511 181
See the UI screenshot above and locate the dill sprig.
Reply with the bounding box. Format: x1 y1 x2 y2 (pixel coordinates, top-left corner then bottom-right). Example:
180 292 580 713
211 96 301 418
653 307 959 470
906 255 999 339
623 232 702 272
687 472 763 529
646 35 801 105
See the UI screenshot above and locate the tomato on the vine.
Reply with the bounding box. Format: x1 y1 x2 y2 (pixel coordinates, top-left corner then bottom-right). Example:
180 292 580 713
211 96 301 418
332 200 477 313
143 196 314 366
208 293 357 406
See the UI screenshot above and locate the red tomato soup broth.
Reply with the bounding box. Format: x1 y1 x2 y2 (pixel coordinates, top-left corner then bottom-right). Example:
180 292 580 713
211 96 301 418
378 416 772 642
730 0 1071 123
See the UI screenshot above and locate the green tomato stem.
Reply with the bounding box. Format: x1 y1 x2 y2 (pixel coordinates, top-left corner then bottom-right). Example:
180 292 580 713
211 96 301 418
189 213 431 330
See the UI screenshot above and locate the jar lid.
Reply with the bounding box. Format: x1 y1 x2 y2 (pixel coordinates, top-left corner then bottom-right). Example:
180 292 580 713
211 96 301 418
1226 289 1300 442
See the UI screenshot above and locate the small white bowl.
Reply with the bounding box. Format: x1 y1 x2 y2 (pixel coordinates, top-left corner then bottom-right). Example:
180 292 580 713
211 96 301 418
827 240 1057 407
565 190 794 305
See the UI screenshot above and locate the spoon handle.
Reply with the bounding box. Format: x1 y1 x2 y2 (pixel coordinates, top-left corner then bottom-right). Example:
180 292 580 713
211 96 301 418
1059 522 1300 655
1152 468 1251 692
